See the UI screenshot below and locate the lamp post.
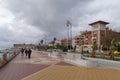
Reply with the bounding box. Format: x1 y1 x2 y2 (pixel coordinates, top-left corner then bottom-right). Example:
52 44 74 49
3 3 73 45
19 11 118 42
66 20 72 51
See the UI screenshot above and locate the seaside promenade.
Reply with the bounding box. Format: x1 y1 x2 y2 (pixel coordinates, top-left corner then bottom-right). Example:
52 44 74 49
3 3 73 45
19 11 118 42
0 50 120 80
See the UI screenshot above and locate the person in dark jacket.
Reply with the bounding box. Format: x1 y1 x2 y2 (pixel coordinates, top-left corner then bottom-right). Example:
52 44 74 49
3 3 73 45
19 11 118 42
21 48 24 56
28 48 32 59
25 49 28 57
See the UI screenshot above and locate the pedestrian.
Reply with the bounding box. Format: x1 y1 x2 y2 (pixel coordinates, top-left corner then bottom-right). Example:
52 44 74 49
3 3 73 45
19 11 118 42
25 49 28 57
20 48 24 56
28 48 32 59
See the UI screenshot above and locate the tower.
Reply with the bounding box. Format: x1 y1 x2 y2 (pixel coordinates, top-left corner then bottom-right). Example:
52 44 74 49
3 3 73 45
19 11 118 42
89 20 109 51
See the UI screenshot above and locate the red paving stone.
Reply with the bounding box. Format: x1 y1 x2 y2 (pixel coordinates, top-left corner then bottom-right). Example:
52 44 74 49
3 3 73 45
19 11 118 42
0 54 50 80
55 61 74 66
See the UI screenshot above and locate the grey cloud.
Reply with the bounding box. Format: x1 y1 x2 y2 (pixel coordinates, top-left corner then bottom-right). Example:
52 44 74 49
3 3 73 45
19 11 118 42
5 0 92 39
1 0 120 50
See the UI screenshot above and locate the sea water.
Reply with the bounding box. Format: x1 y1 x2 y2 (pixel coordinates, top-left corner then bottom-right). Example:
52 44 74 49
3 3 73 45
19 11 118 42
0 52 13 60
0 53 3 60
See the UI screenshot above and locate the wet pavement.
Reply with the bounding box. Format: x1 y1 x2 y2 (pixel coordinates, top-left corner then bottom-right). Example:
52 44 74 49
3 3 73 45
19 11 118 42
1 50 120 80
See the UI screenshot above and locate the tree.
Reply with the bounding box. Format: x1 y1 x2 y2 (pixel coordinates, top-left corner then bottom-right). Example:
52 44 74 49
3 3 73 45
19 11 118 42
55 45 68 52
109 38 117 60
115 41 120 52
52 37 57 49
118 42 120 52
54 37 57 41
80 40 84 54
109 39 117 51
37 40 46 51
40 40 44 45
91 40 97 57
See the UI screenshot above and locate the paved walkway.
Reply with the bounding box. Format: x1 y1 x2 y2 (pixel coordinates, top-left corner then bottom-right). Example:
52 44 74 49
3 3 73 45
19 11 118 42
0 50 120 80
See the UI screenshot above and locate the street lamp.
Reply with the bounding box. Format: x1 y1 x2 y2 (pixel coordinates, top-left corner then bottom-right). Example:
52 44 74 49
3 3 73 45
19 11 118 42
66 20 72 51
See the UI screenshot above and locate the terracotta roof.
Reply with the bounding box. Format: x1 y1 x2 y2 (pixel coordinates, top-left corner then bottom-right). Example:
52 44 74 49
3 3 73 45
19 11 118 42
89 20 109 25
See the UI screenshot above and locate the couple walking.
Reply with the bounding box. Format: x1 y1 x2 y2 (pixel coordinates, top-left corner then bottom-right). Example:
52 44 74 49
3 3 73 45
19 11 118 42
21 48 32 59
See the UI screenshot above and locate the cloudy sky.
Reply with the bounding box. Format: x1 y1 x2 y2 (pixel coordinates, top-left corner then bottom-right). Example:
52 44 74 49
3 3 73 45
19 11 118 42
0 0 120 49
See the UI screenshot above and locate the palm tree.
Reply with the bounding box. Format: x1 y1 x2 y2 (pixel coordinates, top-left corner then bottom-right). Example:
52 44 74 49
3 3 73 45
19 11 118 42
40 40 44 45
54 37 56 42
52 37 57 49
91 40 97 57
38 40 44 51
109 38 117 60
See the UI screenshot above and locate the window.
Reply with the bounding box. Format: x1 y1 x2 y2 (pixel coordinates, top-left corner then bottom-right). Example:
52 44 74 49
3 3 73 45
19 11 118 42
93 34 97 37
101 34 104 36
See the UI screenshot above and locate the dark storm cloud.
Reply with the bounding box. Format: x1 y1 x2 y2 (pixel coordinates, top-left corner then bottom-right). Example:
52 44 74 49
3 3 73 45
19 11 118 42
0 0 120 50
5 0 92 39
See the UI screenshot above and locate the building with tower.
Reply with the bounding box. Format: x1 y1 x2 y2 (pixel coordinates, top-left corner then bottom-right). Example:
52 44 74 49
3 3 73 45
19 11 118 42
82 20 120 51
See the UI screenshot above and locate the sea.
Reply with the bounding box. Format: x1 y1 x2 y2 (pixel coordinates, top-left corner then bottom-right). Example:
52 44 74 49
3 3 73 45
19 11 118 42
0 53 3 60
0 48 16 60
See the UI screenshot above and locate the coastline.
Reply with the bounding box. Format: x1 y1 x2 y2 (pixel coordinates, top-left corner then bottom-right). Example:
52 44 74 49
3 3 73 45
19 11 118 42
0 48 20 69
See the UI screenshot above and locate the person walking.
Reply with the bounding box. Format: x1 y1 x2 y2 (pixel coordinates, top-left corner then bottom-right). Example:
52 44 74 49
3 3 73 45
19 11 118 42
28 48 32 59
25 49 28 57
20 48 24 56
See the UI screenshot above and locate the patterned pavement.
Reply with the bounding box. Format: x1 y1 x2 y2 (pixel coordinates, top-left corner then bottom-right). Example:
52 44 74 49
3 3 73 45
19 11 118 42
0 52 50 80
1 50 120 80
22 65 120 80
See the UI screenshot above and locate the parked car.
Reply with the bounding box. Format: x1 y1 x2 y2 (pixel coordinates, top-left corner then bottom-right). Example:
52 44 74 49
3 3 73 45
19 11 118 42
83 48 89 53
47 49 52 53
114 51 120 55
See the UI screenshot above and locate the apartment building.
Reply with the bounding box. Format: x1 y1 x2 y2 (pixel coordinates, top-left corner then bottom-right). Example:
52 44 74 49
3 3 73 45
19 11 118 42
61 39 69 47
82 20 120 51
72 35 84 46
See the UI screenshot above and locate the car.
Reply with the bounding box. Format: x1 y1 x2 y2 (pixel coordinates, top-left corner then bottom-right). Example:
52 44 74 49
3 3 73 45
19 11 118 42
114 51 120 54
83 48 89 53
47 49 52 53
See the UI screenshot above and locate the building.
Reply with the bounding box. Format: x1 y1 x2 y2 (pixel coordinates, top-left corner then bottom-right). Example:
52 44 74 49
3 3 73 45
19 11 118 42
48 20 120 52
81 20 120 51
71 35 84 51
48 42 53 47
54 40 61 46
48 40 61 47
72 35 84 46
103 27 120 49
61 39 68 47
89 20 110 50
14 44 35 49
82 31 92 45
